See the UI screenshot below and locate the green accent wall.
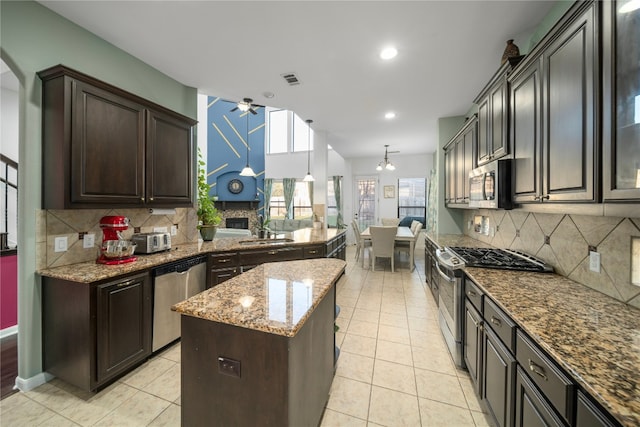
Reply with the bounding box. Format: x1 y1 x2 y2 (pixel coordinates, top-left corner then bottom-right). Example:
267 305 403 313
0 0 197 386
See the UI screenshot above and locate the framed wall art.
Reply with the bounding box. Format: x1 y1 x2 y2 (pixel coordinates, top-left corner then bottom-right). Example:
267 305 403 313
383 185 395 199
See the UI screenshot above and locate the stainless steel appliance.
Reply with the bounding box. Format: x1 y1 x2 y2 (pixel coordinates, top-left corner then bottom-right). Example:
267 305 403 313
132 232 171 254
469 159 513 210
152 256 206 352
435 246 553 368
435 248 466 368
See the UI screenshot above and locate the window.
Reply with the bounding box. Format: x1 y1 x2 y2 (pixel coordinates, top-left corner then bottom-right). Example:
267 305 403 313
327 180 337 227
267 109 313 154
268 180 313 219
398 178 426 221
355 178 376 229
293 114 313 152
267 109 288 154
1 155 18 248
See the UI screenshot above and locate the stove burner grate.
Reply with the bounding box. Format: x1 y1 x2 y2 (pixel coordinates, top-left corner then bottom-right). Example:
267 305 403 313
448 247 553 273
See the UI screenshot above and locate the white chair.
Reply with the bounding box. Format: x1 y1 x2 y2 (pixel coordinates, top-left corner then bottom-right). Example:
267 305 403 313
396 223 423 269
351 220 371 262
370 226 397 272
381 218 400 226
410 220 420 234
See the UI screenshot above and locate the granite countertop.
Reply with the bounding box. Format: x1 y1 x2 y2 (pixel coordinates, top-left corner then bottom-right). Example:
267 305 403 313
172 258 346 337
38 228 346 283
466 266 640 427
427 232 639 426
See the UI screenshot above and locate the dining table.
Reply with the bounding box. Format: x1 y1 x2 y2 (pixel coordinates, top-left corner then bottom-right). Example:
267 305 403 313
360 226 416 271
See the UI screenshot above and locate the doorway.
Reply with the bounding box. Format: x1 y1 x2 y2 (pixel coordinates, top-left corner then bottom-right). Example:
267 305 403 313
0 58 19 400
354 176 377 230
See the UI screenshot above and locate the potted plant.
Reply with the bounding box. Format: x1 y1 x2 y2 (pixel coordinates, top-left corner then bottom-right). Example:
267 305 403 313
256 214 271 239
197 150 222 241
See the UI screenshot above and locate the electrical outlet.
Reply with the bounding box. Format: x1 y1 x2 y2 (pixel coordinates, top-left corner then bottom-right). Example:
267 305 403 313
589 251 601 273
217 356 241 378
154 227 168 233
83 233 95 249
171 225 178 236
54 236 67 252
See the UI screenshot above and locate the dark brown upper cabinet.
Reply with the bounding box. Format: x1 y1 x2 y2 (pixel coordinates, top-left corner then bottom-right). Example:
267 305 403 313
444 116 476 208
39 65 197 209
602 0 640 202
509 0 598 204
474 63 510 166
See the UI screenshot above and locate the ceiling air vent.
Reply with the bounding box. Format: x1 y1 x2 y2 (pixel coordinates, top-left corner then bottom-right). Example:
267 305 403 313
281 72 301 86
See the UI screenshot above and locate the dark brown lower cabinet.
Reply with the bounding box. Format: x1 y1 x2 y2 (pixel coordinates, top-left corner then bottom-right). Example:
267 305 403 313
576 391 617 427
209 267 239 287
43 272 152 391
96 274 152 384
515 366 565 427
463 300 483 394
483 327 516 427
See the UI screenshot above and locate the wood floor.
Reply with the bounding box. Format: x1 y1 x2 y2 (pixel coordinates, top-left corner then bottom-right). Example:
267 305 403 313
0 334 18 400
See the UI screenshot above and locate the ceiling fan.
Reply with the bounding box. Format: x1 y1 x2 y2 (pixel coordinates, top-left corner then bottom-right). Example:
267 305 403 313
377 144 399 171
230 97 258 115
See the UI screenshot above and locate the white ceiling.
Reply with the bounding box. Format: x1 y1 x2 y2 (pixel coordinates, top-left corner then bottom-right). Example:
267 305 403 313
38 0 557 160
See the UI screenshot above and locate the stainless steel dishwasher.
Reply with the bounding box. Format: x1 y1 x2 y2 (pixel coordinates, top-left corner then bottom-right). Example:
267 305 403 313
152 255 207 352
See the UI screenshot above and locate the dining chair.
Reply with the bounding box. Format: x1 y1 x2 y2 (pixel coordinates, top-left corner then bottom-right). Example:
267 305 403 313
410 220 420 234
369 226 397 272
351 220 371 262
381 218 400 226
396 223 423 269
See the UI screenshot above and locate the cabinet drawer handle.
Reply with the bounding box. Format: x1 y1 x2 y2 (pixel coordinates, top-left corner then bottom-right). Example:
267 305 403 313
528 359 548 381
308 250 318 254
218 259 231 263
490 316 502 327
268 250 277 255
117 279 137 287
467 290 477 297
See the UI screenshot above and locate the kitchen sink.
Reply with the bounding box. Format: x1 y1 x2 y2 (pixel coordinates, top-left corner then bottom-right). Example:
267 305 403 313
238 238 295 245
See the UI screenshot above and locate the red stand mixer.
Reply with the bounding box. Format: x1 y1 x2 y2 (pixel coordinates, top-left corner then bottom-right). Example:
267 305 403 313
97 216 137 265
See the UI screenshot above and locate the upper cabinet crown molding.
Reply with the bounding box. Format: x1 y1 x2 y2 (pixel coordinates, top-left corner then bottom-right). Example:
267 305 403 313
39 65 197 209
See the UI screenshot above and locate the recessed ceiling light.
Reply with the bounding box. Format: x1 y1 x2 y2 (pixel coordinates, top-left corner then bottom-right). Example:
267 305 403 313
380 47 398 60
263 91 275 99
385 112 396 119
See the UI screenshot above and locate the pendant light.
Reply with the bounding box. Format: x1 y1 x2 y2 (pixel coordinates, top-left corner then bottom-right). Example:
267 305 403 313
376 144 396 171
239 112 256 177
303 119 315 182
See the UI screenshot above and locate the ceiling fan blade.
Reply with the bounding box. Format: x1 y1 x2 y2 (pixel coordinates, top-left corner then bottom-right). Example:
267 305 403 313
230 106 239 112
249 108 258 115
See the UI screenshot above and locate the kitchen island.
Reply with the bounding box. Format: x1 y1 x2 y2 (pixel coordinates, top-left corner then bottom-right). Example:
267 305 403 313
172 258 346 427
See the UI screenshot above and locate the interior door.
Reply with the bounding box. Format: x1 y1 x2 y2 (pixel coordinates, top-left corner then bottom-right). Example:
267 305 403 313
355 177 377 230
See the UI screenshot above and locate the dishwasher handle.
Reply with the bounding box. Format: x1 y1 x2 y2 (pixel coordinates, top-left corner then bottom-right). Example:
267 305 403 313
154 255 207 276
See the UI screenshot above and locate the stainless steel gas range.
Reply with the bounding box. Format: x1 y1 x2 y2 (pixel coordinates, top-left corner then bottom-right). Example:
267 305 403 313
435 246 553 368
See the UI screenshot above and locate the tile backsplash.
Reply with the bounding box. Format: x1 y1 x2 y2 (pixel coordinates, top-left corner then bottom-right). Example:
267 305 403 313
464 209 640 309
37 208 199 270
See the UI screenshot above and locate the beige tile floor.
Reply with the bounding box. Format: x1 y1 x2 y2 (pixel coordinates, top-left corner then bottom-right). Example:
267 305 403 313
0 242 494 427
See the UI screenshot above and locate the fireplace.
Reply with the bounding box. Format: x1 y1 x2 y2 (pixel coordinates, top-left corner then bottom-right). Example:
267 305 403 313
226 217 249 229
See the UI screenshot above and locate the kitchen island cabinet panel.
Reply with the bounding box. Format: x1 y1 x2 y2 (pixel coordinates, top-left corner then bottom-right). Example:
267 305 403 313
177 260 341 427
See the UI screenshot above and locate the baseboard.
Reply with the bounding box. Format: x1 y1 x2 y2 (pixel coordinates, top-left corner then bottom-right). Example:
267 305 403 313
0 325 18 339
15 372 54 392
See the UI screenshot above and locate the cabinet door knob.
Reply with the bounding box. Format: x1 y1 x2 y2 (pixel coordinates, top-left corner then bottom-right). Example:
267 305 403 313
149 197 154 201
141 197 145 202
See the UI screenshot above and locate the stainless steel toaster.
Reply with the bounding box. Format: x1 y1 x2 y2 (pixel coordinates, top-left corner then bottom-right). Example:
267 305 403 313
131 232 171 254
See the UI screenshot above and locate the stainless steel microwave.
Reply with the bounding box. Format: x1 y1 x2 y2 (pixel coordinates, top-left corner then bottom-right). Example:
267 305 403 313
468 159 513 209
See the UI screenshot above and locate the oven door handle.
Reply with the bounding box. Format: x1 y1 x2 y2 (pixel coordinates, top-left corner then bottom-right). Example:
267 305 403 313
435 261 456 283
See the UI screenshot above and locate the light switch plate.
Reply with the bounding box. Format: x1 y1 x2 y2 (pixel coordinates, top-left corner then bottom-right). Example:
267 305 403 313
83 233 95 249
589 251 600 273
54 236 67 252
170 225 178 236
632 237 640 286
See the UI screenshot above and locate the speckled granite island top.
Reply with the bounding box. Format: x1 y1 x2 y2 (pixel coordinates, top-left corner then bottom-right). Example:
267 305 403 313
37 228 345 283
465 267 640 427
172 258 346 337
